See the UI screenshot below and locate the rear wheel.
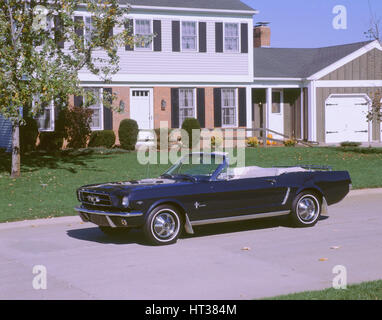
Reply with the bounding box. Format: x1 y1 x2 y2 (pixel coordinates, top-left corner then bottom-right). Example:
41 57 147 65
290 191 321 227
99 226 131 236
143 205 183 246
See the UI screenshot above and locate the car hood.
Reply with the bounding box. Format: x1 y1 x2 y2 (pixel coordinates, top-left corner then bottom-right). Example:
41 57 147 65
79 178 180 194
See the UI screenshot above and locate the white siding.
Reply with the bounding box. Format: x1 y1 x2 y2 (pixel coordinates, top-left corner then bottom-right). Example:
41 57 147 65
77 11 254 83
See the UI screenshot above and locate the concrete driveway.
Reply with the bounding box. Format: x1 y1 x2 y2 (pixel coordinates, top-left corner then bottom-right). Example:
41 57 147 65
0 189 381 300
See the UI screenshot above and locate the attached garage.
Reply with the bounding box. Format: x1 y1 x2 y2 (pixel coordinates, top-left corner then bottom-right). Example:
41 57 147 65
325 94 370 143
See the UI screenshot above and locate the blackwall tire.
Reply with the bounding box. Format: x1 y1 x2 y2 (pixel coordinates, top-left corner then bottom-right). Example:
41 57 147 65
290 191 321 227
143 205 183 246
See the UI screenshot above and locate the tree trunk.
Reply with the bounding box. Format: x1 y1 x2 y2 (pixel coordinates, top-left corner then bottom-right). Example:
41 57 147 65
11 123 20 178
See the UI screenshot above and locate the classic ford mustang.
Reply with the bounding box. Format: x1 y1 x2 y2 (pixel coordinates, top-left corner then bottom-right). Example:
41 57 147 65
75 152 351 245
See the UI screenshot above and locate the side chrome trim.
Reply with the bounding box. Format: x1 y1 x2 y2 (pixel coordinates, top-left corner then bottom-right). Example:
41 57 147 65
190 210 290 227
75 206 143 218
282 188 291 205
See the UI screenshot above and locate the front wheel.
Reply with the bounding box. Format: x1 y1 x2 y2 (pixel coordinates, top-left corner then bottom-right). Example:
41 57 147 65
290 191 321 227
143 205 183 246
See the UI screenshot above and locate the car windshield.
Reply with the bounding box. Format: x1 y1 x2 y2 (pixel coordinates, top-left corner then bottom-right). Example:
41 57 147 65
163 154 225 179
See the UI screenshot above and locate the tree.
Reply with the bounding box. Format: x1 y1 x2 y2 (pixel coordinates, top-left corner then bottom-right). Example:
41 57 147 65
367 91 382 145
0 0 136 177
365 0 381 41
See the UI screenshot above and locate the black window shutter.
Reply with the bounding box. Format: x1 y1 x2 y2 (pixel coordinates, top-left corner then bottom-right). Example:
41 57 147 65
103 88 113 130
74 16 84 38
171 88 179 128
54 15 65 49
197 88 205 128
172 21 180 52
125 19 134 51
153 20 162 52
215 23 223 53
199 22 207 53
238 88 247 127
241 23 248 53
74 95 83 107
214 88 222 127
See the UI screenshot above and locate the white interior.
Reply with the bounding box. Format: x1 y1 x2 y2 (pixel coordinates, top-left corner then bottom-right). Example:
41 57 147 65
227 166 307 180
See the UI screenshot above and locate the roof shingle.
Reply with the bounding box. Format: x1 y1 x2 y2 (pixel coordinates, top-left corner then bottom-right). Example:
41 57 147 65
120 0 256 12
254 41 374 78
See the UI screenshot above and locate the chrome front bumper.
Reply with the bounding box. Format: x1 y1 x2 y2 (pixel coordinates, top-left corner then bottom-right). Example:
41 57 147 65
75 206 144 228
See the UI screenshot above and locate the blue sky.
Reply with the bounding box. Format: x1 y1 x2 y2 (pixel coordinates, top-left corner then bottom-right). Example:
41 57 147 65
242 0 381 48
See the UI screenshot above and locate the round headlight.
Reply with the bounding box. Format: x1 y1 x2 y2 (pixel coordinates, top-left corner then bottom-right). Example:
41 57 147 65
122 196 129 208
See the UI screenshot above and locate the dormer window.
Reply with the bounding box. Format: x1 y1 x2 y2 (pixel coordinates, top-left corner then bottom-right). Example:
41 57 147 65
224 23 239 52
181 21 197 51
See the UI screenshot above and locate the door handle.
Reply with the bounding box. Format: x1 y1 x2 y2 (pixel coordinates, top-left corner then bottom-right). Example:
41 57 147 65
265 179 277 185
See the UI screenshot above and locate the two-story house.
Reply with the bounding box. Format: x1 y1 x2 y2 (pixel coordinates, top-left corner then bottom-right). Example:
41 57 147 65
1 0 381 152
67 0 257 145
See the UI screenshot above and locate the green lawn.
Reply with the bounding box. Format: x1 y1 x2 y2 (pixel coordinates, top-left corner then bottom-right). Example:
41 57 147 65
265 280 382 300
1 146 382 223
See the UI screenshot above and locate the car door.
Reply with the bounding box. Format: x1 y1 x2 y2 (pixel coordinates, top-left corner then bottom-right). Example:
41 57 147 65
189 175 287 221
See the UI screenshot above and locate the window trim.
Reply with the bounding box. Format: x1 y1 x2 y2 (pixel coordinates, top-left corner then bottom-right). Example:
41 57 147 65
271 89 283 115
179 88 197 128
223 22 240 53
134 18 153 51
83 87 104 131
180 20 198 52
221 88 238 128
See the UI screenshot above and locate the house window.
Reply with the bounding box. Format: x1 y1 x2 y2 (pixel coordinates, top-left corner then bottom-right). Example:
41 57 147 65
135 19 152 50
84 88 103 131
182 21 197 51
224 23 239 52
272 91 282 114
221 89 237 127
84 16 95 46
179 88 195 127
35 102 55 132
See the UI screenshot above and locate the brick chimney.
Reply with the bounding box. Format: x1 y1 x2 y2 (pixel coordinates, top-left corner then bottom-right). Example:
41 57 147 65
254 22 271 47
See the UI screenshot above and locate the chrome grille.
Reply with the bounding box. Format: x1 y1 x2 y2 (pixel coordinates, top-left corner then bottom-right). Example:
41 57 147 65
79 191 112 207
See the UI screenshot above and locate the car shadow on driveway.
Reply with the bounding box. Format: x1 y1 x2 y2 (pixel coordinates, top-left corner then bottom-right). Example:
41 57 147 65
66 227 148 246
67 215 329 245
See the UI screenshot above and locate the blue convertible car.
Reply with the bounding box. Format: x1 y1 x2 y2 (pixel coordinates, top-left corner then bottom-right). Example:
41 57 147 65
75 153 351 245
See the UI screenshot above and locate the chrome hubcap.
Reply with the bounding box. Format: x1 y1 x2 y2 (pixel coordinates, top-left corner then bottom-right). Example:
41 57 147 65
153 212 177 240
297 196 318 222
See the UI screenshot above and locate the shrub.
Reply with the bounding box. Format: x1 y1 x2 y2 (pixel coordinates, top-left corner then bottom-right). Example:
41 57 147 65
20 117 39 153
284 139 297 147
38 132 64 151
181 118 201 149
118 119 139 150
246 137 259 148
88 130 116 148
340 141 362 147
60 106 93 149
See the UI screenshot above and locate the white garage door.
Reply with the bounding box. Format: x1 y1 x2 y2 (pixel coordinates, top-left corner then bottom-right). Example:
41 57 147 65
325 95 369 144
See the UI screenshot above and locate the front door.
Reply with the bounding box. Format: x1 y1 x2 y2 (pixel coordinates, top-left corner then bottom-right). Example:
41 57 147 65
130 89 152 130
